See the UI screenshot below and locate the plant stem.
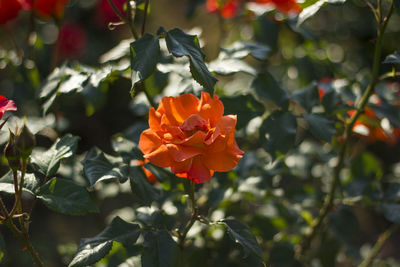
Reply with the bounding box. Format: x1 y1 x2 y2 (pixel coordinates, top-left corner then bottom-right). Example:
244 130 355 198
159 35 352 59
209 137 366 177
141 0 150 36
359 224 399 267
107 0 139 39
298 2 394 261
3 218 43 266
179 181 198 250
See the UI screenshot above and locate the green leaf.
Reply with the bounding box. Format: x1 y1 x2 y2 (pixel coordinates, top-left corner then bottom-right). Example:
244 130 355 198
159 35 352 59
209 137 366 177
37 178 98 215
130 34 160 90
31 134 79 178
130 166 160 206
251 71 289 110
38 65 89 114
292 82 319 112
220 219 264 261
381 203 400 223
221 94 265 129
0 171 41 195
142 230 178 267
82 148 129 188
165 28 217 95
252 16 278 50
69 216 141 267
303 113 336 142
383 51 400 64
260 112 297 158
297 0 346 26
220 41 271 61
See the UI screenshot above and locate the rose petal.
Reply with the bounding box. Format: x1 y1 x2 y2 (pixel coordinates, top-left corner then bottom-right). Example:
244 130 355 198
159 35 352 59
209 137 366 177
144 145 173 167
139 129 162 154
178 131 206 146
166 144 203 162
187 156 213 183
180 114 207 132
203 134 243 172
149 107 162 132
198 92 224 127
0 96 17 119
217 115 237 135
161 94 200 125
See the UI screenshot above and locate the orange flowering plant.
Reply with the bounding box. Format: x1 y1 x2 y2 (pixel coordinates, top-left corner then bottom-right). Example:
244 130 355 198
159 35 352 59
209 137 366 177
139 92 244 183
2 0 400 266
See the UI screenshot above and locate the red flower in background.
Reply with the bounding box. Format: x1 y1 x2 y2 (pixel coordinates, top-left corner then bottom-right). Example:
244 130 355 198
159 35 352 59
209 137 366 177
347 107 399 146
0 95 17 120
57 23 87 60
139 92 244 184
0 0 23 25
96 0 126 27
205 0 301 18
206 0 240 18
25 0 69 19
256 0 301 14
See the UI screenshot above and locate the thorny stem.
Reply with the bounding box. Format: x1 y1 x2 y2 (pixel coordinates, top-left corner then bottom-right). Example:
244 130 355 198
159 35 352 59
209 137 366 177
297 2 394 261
0 162 43 265
106 0 139 39
358 224 399 267
141 0 150 36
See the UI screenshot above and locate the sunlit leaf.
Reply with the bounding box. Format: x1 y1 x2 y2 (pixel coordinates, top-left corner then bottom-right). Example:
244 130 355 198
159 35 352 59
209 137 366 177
31 134 79 178
130 34 161 90
220 41 271 61
297 0 346 26
69 216 141 267
0 171 41 195
383 51 400 64
164 28 217 95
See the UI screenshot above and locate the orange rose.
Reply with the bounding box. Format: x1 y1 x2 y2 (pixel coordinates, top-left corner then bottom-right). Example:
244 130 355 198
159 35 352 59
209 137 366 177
139 92 244 183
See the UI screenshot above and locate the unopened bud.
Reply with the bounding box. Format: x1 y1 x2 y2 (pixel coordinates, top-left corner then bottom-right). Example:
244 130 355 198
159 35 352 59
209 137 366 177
4 131 21 171
16 123 36 160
